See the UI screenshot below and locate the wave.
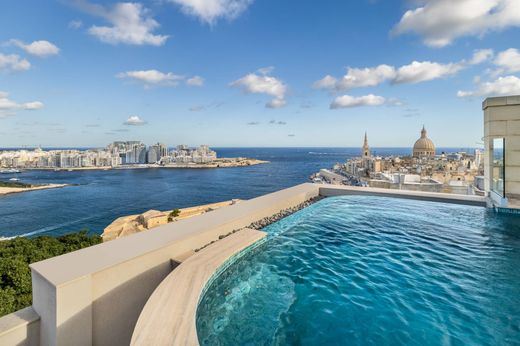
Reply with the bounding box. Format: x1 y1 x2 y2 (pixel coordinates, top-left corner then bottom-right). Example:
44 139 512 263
0 215 98 241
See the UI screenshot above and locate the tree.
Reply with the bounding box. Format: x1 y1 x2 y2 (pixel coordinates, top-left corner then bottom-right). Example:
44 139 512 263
0 231 101 316
168 209 181 222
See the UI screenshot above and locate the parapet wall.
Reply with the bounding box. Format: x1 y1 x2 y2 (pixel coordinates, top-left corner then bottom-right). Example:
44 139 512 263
0 307 40 346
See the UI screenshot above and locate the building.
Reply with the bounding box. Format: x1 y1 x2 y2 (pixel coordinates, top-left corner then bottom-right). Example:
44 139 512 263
368 173 443 192
362 132 370 159
146 146 160 164
336 127 482 195
483 95 520 209
413 126 436 157
158 143 168 158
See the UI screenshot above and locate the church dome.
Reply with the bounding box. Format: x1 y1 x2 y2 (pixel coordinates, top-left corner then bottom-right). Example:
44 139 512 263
413 126 435 157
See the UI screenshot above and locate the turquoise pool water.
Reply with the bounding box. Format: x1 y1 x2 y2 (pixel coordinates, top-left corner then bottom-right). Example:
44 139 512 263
196 196 520 345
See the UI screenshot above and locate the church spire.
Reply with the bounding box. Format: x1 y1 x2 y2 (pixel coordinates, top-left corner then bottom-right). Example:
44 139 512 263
362 131 370 158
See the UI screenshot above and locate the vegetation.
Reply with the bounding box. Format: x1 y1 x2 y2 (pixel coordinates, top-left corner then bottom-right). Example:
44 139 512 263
0 180 33 188
168 209 181 222
0 231 101 316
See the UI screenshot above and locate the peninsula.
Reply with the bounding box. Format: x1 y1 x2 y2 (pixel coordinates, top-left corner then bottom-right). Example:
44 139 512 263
0 143 268 171
24 157 268 171
0 181 68 196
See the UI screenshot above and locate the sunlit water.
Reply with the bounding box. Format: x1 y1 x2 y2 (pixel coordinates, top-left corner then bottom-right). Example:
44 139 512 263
196 196 520 345
0 147 424 238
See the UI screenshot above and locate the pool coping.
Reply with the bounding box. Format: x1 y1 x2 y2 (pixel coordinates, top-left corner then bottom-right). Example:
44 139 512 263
130 228 267 346
318 185 487 206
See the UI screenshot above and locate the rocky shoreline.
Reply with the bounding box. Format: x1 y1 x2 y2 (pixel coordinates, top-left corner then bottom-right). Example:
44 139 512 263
194 196 324 252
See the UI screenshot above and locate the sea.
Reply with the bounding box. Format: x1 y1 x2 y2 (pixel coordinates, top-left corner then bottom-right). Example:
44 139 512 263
0 147 475 239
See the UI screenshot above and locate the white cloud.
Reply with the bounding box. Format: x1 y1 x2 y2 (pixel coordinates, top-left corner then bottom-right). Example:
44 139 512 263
69 20 83 29
313 66 396 91
80 2 168 46
22 101 44 110
0 91 44 116
393 61 462 84
186 76 205 86
469 49 494 65
338 65 396 90
0 53 31 72
313 75 337 89
231 71 287 108
9 39 60 57
117 69 184 87
330 94 386 109
266 98 286 109
494 48 520 74
124 115 146 125
169 0 253 25
314 50 490 90
393 0 520 47
457 75 520 97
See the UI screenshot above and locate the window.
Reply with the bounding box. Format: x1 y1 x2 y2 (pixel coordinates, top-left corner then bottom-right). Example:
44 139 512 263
491 137 505 197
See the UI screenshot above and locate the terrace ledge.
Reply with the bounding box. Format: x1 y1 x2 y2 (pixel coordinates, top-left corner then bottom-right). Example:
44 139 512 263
0 307 40 345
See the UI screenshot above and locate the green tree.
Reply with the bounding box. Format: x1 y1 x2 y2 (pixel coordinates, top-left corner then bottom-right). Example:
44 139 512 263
168 209 181 222
0 230 101 316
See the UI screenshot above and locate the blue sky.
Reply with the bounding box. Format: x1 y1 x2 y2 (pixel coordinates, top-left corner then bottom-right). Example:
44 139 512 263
1 0 520 148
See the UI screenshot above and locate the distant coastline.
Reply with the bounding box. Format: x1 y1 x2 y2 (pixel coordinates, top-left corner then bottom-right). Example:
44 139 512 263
16 158 269 171
0 147 480 240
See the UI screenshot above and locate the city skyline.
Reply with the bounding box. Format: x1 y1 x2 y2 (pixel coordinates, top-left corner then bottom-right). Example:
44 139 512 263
0 141 218 169
1 0 520 147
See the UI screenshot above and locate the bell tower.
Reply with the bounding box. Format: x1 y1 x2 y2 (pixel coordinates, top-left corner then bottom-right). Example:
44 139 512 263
362 132 371 159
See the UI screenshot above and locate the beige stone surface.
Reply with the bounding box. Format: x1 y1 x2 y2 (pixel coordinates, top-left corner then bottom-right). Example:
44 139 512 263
483 95 520 206
0 307 40 346
102 200 242 241
131 228 267 346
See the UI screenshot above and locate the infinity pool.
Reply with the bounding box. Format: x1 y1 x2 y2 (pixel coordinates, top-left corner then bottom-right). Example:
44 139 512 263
196 196 520 345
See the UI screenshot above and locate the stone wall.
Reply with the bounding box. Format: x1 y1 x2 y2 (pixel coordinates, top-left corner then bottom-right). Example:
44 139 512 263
483 95 520 207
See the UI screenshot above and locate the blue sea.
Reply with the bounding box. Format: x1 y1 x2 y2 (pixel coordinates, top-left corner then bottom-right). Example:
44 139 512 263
0 147 473 239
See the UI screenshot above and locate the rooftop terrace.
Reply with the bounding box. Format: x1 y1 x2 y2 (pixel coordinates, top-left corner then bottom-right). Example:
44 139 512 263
0 183 489 346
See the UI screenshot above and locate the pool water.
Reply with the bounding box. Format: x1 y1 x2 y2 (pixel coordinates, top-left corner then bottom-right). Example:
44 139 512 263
196 196 520 345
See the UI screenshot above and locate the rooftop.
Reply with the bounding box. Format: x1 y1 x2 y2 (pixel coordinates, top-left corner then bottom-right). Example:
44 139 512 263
482 95 520 109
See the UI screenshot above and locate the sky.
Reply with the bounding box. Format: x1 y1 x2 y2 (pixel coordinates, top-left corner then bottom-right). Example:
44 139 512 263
1 0 520 148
